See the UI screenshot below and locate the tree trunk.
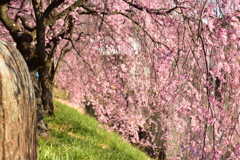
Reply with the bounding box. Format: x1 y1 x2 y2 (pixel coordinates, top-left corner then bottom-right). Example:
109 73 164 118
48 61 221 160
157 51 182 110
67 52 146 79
39 60 54 116
31 71 51 137
15 37 50 137
0 2 50 137
0 41 38 159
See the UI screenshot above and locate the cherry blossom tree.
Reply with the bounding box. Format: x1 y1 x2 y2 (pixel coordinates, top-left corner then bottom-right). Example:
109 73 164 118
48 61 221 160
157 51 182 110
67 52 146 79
0 0 240 159
0 0 93 135
57 0 240 159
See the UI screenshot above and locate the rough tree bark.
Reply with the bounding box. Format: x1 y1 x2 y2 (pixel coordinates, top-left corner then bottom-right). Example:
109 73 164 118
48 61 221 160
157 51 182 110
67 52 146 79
0 40 38 160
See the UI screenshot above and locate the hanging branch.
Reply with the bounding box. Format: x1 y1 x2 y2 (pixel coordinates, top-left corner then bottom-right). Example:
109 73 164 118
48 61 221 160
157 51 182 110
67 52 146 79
122 0 183 15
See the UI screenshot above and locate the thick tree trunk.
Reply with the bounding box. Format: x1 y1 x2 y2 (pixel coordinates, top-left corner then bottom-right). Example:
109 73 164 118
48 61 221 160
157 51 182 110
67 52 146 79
0 41 38 159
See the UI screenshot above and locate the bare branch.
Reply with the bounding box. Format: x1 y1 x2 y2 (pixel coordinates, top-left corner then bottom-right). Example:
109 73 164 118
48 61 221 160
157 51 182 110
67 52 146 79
0 3 21 40
44 0 64 18
44 0 87 27
17 15 35 32
122 0 182 15
67 36 96 75
53 41 72 83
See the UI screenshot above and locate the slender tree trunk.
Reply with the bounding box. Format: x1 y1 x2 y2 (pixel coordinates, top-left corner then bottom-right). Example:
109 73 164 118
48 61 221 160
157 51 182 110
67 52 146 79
39 60 54 116
31 71 51 137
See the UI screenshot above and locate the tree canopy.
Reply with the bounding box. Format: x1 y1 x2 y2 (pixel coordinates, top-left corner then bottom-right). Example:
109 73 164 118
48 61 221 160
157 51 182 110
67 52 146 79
0 0 240 159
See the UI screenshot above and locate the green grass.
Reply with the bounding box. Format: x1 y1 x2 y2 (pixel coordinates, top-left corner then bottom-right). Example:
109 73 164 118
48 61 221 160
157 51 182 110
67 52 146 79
38 101 151 160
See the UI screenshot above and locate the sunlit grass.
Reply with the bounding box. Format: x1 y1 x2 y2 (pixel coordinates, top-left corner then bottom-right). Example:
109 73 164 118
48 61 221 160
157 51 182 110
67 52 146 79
38 101 151 160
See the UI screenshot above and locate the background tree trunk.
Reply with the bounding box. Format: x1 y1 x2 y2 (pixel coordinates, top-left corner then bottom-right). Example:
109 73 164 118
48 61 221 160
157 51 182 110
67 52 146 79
39 60 55 116
31 71 51 137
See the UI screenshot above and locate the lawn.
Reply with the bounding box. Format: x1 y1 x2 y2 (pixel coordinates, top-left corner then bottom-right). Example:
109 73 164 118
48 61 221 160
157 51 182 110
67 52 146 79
38 101 151 160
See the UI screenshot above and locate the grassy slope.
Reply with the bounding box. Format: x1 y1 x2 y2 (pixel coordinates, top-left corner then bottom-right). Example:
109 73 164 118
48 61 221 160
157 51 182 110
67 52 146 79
38 101 151 160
